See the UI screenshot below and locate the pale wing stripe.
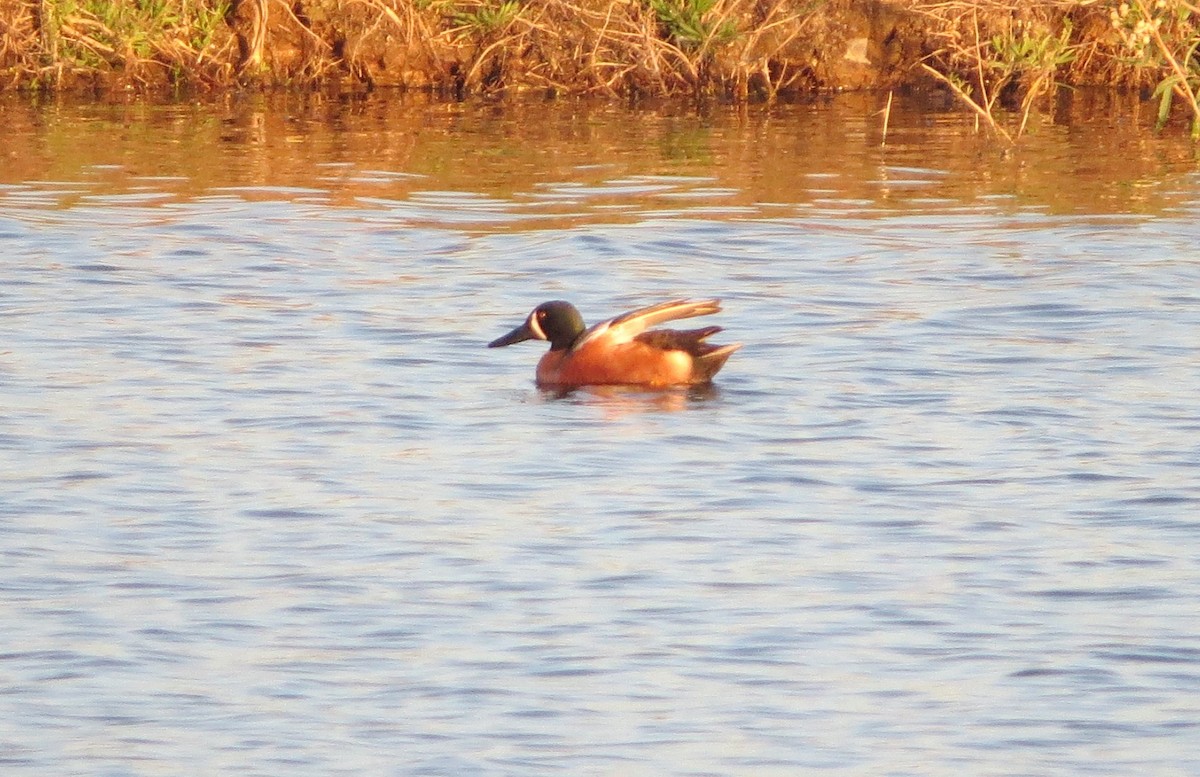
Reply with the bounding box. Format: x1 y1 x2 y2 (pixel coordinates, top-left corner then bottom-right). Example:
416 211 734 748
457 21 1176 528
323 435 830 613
572 299 722 350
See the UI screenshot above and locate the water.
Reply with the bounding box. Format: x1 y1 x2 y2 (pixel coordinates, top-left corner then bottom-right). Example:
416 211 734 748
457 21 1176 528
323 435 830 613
2 93 1199 776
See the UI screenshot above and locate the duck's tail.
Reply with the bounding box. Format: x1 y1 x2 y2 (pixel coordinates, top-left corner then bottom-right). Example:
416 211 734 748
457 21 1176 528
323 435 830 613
691 342 742 383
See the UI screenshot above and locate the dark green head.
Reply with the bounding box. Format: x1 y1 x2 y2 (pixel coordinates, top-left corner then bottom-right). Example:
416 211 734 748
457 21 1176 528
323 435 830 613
488 300 586 351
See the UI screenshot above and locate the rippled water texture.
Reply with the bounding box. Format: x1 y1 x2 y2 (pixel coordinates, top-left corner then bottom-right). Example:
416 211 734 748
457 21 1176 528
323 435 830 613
2 94 1199 775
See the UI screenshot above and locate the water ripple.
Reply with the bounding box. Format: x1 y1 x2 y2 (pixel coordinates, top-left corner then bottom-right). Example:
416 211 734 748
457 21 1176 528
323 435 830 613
2 96 1200 777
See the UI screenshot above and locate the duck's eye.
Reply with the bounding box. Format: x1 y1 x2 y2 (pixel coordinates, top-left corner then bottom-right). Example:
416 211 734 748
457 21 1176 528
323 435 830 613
537 310 546 319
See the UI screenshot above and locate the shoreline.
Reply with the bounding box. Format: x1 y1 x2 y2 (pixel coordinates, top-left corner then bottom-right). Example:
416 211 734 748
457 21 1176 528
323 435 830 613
2 1 1198 139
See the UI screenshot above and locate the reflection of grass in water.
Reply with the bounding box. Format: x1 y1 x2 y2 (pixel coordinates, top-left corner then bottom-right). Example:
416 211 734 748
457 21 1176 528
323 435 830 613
658 128 715 164
3 94 1196 219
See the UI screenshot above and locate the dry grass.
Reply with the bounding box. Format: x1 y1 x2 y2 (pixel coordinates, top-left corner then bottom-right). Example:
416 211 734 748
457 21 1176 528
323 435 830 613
1 0 238 90
0 0 881 95
914 0 1200 141
913 1 1084 142
1 0 1199 140
1110 0 1200 137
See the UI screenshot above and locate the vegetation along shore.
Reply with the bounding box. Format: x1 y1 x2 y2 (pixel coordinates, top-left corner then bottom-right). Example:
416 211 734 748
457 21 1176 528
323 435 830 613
2 1 1199 137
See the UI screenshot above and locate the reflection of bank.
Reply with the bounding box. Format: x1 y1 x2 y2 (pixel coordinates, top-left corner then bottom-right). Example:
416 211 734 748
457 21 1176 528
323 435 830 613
1 96 1190 219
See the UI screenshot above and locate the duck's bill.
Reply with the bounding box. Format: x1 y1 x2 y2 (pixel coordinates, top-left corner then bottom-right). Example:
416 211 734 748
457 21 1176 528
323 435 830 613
488 322 535 348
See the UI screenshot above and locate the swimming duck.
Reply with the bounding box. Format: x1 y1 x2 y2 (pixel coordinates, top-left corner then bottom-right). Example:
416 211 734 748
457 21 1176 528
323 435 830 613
488 298 740 388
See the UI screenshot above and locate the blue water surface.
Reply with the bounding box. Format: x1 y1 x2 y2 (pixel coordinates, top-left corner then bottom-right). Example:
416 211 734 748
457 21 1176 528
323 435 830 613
1 95 1199 776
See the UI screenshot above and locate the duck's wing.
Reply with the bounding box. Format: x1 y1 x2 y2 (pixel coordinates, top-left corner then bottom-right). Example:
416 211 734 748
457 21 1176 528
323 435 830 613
572 299 723 351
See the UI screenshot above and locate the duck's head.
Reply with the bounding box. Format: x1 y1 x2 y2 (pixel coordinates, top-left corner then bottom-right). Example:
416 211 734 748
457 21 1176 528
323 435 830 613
488 300 586 351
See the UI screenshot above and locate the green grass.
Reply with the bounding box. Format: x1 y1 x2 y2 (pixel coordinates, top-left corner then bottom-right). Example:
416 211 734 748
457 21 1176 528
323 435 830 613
453 0 522 36
42 0 230 71
1 0 1199 144
648 0 738 52
1111 0 1200 138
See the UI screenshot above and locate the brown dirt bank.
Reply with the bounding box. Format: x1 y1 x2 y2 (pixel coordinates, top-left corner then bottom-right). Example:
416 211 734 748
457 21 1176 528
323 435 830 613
0 1 1195 117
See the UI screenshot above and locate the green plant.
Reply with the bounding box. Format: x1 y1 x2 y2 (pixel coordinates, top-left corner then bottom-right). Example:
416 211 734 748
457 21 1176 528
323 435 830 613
989 19 1078 136
187 1 233 53
43 0 231 69
452 0 522 37
1111 0 1200 138
649 0 738 52
921 9 1078 144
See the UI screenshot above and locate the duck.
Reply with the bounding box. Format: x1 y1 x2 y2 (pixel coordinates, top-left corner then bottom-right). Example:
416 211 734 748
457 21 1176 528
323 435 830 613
487 298 740 388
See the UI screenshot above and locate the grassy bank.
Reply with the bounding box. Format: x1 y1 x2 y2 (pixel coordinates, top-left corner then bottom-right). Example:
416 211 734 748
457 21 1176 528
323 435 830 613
2 1 1199 136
